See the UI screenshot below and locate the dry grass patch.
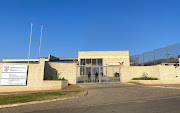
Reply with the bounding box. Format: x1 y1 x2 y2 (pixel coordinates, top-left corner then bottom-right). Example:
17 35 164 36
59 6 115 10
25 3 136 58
65 84 81 89
0 90 86 105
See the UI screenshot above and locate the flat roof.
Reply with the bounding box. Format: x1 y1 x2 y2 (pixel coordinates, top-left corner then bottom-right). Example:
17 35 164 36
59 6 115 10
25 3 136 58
78 50 129 52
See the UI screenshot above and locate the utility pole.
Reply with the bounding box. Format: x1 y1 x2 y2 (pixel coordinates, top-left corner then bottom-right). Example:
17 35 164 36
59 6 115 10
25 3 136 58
28 23 33 64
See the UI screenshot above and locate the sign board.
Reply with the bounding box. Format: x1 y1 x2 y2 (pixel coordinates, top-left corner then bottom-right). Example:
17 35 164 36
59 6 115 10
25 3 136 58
1 73 27 79
1 64 28 86
2 65 28 73
1 79 27 86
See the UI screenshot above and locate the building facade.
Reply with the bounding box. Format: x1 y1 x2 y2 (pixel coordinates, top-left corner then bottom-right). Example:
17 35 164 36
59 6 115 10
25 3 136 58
77 51 129 84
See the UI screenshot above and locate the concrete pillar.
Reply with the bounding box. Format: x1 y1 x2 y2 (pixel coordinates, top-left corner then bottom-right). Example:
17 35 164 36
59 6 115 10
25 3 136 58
39 57 46 80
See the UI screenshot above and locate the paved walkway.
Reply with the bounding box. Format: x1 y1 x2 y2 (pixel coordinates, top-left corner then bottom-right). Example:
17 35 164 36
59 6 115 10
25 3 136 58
1 83 180 113
1 83 180 95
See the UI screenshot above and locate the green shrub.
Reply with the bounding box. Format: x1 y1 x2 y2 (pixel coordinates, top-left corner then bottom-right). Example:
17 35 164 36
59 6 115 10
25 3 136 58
45 77 66 80
57 77 65 80
46 77 52 80
132 76 158 80
61 77 65 80
58 78 62 80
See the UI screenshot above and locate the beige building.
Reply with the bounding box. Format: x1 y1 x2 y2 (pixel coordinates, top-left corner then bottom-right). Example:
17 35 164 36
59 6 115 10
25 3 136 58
1 51 130 86
1 50 180 93
78 51 130 66
77 51 129 83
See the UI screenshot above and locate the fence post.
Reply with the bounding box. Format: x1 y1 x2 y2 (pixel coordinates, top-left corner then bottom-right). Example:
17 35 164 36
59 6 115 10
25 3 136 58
134 55 136 66
142 53 144 66
106 64 108 82
153 50 156 65
99 66 101 83
119 66 121 82
166 46 169 65
113 67 114 82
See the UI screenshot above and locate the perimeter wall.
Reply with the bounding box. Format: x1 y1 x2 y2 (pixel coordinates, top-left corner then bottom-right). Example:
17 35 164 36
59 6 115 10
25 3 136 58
121 64 180 84
0 58 68 93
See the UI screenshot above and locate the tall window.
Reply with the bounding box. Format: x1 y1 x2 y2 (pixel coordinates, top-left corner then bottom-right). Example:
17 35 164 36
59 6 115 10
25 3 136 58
97 59 102 66
80 59 85 65
80 58 103 76
86 59 91 65
92 59 96 65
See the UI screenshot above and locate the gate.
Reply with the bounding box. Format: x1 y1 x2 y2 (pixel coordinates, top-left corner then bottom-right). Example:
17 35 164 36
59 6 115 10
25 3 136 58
76 65 121 84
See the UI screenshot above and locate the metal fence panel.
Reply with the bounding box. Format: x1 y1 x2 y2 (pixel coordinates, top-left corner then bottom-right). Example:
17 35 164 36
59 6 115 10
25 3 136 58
131 43 180 66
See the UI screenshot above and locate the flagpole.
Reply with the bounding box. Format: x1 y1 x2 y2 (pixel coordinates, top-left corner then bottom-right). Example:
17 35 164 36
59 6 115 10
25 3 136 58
39 25 43 58
28 23 33 64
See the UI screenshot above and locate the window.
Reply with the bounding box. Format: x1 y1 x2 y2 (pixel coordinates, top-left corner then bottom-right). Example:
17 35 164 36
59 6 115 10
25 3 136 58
81 59 85 65
97 59 102 66
80 59 103 66
86 67 91 75
86 59 91 65
80 66 85 75
92 59 96 65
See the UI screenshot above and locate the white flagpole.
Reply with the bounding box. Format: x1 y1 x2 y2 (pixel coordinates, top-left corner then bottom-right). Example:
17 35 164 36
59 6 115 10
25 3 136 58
39 25 43 58
28 23 33 64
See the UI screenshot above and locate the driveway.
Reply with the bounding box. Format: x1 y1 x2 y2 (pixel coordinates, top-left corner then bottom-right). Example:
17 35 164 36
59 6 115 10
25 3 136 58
1 83 180 113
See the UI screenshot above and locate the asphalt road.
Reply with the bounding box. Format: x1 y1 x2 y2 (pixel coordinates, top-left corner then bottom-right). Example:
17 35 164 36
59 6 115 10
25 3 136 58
1 83 180 113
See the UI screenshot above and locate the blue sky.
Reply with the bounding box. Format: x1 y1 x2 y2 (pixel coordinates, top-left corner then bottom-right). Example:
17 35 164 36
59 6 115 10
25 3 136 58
0 0 180 60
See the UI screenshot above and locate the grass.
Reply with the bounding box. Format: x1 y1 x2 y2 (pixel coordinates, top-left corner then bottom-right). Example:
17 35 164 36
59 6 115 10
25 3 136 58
132 77 158 80
0 90 85 105
65 84 81 89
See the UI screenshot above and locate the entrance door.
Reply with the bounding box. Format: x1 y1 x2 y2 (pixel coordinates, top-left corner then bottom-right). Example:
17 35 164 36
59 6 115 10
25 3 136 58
100 66 120 83
77 65 121 84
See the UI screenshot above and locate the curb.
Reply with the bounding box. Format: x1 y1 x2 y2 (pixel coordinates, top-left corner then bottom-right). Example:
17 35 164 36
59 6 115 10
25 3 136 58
0 90 88 109
150 86 180 89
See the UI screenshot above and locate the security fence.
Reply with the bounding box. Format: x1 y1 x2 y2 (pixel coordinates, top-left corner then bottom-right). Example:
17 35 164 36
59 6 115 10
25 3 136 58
130 43 180 66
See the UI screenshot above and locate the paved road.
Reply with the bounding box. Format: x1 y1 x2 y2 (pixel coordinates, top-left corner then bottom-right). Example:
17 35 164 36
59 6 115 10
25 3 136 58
1 83 180 113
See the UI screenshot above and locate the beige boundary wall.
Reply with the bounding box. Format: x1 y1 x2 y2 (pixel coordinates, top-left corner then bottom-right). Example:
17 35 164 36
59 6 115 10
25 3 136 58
44 62 77 84
121 65 180 84
158 66 180 84
0 58 68 93
121 66 160 83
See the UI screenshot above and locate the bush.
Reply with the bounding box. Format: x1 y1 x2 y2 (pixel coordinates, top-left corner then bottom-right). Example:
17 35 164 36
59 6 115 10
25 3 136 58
58 77 66 80
132 76 158 80
61 77 65 80
45 77 66 80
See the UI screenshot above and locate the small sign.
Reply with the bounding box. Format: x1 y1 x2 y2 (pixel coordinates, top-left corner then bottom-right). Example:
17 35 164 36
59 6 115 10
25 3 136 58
1 73 27 79
2 64 28 73
1 64 28 86
1 79 27 86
